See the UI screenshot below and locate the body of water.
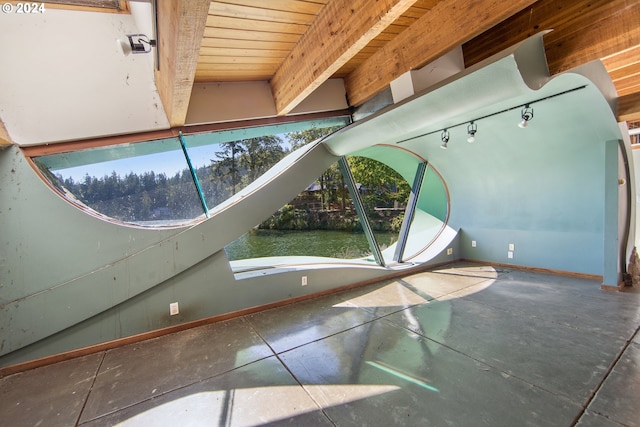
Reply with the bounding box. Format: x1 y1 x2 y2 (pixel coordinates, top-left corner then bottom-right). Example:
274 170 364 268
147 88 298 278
225 229 398 260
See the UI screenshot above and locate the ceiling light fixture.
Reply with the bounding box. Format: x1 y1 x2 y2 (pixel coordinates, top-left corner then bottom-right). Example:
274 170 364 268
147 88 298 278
394 85 586 147
440 129 450 150
466 121 477 143
518 104 534 128
119 34 156 55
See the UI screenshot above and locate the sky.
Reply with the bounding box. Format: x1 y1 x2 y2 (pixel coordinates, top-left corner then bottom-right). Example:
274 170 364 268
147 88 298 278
55 135 294 182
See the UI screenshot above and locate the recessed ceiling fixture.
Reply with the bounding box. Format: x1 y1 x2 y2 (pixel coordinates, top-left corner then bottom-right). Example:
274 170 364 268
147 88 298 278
119 34 156 55
518 105 534 128
466 121 477 143
440 129 450 150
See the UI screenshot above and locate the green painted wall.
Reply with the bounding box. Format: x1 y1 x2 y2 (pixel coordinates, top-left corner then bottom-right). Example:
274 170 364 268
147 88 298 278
324 36 625 278
0 141 456 367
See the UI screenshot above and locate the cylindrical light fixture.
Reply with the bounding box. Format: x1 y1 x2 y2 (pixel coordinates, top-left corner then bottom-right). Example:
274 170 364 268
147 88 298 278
440 129 450 150
519 105 534 128
467 121 477 143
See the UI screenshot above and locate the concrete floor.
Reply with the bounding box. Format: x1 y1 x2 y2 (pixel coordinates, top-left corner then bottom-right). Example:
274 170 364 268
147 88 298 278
1 263 639 426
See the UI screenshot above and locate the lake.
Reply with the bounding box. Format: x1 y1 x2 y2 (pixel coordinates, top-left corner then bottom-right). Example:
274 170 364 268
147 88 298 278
225 229 398 260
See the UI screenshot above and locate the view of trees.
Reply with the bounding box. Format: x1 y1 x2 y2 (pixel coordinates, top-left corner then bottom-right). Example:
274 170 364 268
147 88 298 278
53 169 204 223
41 126 410 228
259 128 411 233
348 156 411 213
208 135 285 197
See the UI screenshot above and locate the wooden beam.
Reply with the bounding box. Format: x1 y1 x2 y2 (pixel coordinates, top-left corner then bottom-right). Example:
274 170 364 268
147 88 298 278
463 0 640 75
613 74 640 98
270 0 419 115
155 0 210 127
545 1 640 75
607 62 640 83
618 92 640 123
602 45 640 73
603 45 640 97
344 0 536 107
21 110 351 157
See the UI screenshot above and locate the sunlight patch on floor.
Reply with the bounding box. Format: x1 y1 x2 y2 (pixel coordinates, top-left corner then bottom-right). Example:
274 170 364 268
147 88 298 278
113 384 399 426
333 280 430 308
333 266 497 309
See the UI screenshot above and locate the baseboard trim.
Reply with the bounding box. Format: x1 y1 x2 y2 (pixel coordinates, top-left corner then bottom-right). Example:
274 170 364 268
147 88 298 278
1 258 608 378
460 259 603 281
0 261 451 378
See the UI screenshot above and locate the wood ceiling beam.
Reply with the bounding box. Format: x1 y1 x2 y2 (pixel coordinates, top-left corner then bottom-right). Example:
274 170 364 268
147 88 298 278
545 1 640 75
270 0 419 116
604 45 640 98
613 74 640 98
155 0 210 127
344 0 536 107
463 0 640 76
602 45 640 74
618 92 640 123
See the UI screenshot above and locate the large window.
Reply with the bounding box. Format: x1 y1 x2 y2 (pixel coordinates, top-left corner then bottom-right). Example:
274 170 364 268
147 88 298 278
224 144 449 271
34 137 204 226
32 117 450 271
225 154 421 269
226 159 377 262
33 117 350 226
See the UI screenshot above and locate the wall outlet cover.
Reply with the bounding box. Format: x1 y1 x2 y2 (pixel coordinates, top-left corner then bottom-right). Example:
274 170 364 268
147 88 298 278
169 302 179 316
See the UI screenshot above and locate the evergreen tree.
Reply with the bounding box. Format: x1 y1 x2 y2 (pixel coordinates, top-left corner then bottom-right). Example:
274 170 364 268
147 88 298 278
212 141 245 195
239 135 286 183
287 126 341 150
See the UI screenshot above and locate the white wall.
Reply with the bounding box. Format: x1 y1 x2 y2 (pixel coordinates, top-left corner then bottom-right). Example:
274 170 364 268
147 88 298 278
185 79 349 125
390 47 465 103
0 4 168 146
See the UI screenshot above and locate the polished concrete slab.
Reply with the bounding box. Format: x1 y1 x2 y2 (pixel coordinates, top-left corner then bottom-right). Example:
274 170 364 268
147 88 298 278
279 319 581 426
383 297 626 402
1 263 638 426
0 353 102 427
82 357 332 427
78 317 273 423
587 341 640 426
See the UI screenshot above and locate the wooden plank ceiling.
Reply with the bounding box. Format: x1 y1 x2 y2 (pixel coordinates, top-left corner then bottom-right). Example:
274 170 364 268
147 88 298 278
197 0 440 82
156 0 640 129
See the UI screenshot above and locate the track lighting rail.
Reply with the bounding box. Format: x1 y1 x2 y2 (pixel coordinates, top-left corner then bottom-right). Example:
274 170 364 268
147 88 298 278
395 85 587 145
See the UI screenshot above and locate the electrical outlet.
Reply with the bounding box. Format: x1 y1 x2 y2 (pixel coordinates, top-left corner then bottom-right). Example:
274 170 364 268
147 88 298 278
447 248 453 255
301 276 308 286
471 240 477 247
507 251 514 259
169 302 179 316
508 243 515 251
